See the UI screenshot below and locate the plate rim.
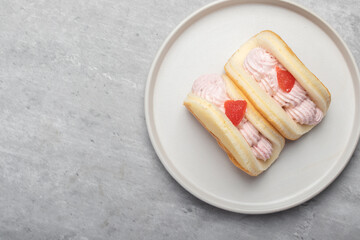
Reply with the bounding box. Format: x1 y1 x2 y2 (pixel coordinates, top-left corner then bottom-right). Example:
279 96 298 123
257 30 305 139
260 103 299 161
144 0 360 214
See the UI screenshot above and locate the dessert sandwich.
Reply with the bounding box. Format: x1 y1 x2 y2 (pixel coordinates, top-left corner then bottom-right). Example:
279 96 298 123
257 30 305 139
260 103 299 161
225 30 331 140
184 74 285 176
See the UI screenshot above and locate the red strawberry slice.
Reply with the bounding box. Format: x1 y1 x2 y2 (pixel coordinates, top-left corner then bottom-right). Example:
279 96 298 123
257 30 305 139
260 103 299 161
224 100 247 126
276 66 296 93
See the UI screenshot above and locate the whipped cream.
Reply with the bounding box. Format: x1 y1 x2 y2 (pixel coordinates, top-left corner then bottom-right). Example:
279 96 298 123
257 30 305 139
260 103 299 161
244 47 323 125
192 74 273 161
192 74 229 112
238 118 272 160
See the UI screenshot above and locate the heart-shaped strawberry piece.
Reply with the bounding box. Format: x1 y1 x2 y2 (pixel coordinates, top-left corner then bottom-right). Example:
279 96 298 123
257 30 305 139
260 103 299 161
224 100 247 126
276 66 295 93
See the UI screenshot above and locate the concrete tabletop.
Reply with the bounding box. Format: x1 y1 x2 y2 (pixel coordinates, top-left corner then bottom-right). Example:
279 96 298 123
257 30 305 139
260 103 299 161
0 0 359 239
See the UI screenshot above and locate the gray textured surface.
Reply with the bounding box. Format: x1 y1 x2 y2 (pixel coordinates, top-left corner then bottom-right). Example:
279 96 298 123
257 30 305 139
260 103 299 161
0 0 359 239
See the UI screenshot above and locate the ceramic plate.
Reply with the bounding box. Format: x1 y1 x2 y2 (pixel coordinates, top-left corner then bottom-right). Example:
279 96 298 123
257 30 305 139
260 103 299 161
145 0 360 214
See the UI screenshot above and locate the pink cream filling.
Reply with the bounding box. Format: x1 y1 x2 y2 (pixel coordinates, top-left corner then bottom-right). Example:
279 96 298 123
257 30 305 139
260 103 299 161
243 47 323 125
191 74 273 161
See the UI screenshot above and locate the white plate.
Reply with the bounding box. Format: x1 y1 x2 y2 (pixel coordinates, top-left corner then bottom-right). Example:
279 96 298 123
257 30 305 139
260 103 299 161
145 0 360 214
